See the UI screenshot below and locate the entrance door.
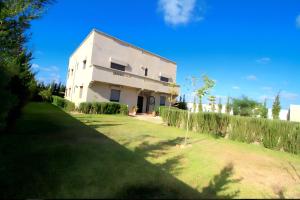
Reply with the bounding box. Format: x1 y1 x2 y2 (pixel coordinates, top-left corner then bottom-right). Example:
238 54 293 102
137 96 144 113
146 96 155 113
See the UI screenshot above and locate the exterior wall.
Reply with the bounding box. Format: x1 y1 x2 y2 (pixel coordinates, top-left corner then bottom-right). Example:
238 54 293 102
87 82 139 111
267 109 289 121
289 105 300 122
91 30 177 83
65 31 95 105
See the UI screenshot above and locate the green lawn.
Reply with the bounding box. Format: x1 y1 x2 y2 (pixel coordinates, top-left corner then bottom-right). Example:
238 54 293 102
1 102 300 198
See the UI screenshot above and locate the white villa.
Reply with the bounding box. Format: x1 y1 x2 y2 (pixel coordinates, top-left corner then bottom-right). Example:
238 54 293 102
65 29 179 113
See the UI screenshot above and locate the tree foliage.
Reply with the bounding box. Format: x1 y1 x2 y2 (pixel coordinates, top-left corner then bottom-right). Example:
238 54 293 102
260 99 268 119
232 96 259 117
225 97 232 114
272 92 281 120
196 75 215 112
208 95 216 112
0 0 51 131
218 98 222 113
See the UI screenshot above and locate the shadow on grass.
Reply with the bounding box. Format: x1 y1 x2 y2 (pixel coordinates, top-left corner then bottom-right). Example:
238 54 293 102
200 163 242 199
1 103 241 199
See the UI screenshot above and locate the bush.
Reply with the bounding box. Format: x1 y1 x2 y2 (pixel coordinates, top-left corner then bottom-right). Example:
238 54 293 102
78 102 128 115
39 89 52 102
52 95 75 112
159 108 300 154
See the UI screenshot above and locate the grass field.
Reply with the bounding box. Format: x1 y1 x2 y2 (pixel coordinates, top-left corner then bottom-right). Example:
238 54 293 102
1 102 300 198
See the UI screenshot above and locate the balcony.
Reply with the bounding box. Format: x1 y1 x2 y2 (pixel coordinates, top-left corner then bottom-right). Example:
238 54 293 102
91 65 179 94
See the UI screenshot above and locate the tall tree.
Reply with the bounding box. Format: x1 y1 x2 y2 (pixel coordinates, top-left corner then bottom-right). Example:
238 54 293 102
225 96 232 114
272 92 281 120
260 99 268 118
218 98 222 113
208 95 216 112
0 0 51 131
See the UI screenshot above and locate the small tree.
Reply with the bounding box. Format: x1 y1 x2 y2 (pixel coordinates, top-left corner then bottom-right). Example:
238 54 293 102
218 98 222 113
225 96 232 114
260 99 268 118
272 92 281 120
208 95 216 112
232 96 259 116
196 75 215 113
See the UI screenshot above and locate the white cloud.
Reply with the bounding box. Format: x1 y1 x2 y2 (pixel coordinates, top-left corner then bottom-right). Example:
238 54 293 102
281 91 299 101
246 75 257 81
256 57 271 64
232 86 240 90
158 0 204 25
32 63 39 69
296 15 300 28
33 64 62 83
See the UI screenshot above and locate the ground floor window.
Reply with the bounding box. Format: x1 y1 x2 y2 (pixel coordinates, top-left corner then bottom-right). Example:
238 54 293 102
79 86 83 98
160 96 166 106
110 89 120 102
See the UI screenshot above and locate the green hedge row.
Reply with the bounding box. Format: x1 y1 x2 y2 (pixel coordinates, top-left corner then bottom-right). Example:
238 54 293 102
78 102 128 115
159 106 300 154
52 95 75 111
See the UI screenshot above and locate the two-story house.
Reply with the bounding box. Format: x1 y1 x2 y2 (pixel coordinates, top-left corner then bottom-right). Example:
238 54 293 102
65 29 180 113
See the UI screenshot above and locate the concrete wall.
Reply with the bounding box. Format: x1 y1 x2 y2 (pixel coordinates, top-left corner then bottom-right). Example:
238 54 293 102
65 31 95 105
289 105 300 122
91 29 177 84
86 82 171 113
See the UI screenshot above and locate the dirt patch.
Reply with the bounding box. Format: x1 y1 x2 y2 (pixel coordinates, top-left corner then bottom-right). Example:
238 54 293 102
133 114 164 125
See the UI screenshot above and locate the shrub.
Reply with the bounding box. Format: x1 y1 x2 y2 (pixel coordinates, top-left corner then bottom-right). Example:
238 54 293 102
120 104 129 115
78 102 128 115
52 95 75 112
159 108 300 154
39 89 52 102
52 95 65 108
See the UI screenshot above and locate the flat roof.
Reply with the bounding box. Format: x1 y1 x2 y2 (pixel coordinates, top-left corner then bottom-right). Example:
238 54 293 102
70 28 176 65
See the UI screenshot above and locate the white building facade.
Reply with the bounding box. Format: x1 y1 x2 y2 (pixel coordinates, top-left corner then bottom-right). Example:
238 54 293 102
65 29 179 113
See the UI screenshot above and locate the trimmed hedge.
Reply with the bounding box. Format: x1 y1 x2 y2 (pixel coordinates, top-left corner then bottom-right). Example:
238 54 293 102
52 95 75 111
159 106 300 154
78 102 128 115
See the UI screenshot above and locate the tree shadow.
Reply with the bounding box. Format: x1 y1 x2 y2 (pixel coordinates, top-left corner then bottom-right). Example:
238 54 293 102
199 163 242 199
88 123 124 129
1 103 243 199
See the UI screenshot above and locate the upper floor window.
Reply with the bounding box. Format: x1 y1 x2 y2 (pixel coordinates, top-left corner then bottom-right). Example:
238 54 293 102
160 76 169 82
145 68 148 76
110 89 120 102
83 60 86 69
111 62 125 71
71 69 74 76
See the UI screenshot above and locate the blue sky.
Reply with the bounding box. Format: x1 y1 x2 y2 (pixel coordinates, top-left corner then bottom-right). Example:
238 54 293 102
29 0 300 109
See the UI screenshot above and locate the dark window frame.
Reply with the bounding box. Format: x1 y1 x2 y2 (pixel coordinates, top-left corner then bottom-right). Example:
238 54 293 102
79 86 83 98
160 76 169 82
83 60 86 69
110 89 121 102
160 96 166 106
111 62 126 71
145 68 148 76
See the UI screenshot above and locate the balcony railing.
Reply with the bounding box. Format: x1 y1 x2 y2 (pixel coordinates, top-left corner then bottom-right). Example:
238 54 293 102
91 65 179 94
